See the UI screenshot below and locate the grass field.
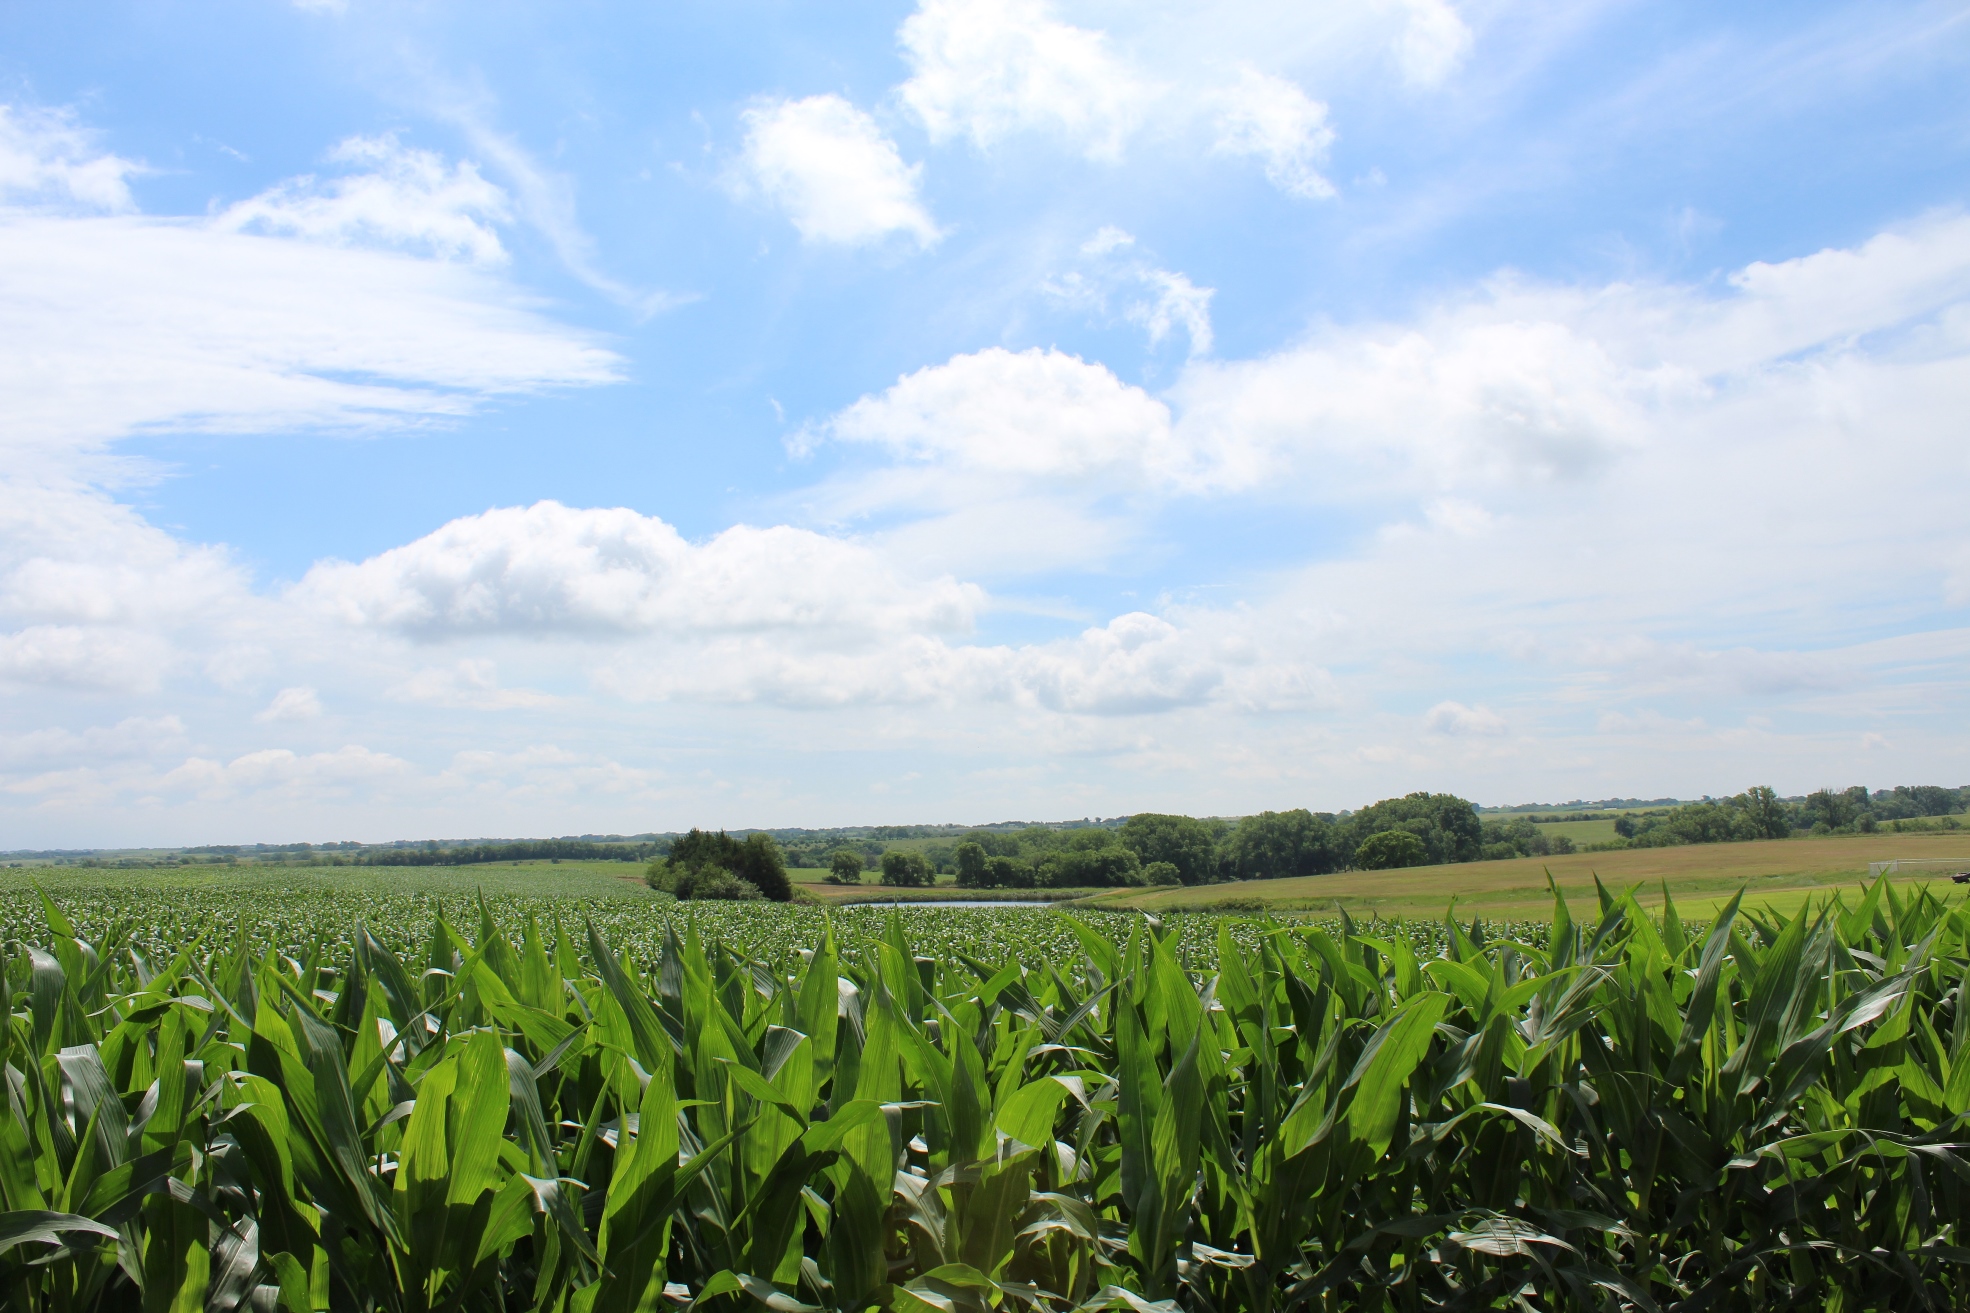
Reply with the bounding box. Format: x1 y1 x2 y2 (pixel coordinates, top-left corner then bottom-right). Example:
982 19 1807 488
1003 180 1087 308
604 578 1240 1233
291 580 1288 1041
1087 830 1970 919
1533 816 1620 844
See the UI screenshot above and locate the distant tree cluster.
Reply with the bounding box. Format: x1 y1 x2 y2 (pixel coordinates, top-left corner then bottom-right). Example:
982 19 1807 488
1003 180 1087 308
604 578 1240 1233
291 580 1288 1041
1598 784 1968 850
924 795 1490 887
645 828 792 901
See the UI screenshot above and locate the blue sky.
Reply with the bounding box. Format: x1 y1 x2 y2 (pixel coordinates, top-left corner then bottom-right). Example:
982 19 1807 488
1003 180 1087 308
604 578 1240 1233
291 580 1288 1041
2 0 1968 845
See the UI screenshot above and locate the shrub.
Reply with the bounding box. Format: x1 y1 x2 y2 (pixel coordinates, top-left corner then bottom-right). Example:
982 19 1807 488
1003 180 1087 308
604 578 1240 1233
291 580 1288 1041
1143 860 1183 886
679 867 763 901
1354 829 1429 870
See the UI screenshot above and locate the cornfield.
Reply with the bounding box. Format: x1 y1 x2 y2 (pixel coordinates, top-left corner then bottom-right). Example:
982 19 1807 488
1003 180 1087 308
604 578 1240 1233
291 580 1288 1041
1 876 1964 1311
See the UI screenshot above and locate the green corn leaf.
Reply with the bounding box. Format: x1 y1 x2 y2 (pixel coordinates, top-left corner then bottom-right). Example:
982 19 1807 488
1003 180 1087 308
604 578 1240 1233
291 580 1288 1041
0 1207 119 1251
1344 993 1448 1163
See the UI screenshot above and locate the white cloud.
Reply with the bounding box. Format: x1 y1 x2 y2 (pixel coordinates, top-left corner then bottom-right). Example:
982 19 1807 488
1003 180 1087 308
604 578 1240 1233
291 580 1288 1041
0 214 621 458
0 105 139 211
438 745 665 799
1578 639 1856 699
897 0 1154 159
256 686 324 722
389 660 556 710
431 98 675 313
0 625 172 692
0 716 187 767
214 134 512 264
1391 0 1474 87
734 95 940 248
1211 66 1335 200
1044 228 1215 355
160 745 410 802
298 501 983 639
818 346 1181 484
1172 313 1670 498
588 608 1303 717
1424 700 1506 736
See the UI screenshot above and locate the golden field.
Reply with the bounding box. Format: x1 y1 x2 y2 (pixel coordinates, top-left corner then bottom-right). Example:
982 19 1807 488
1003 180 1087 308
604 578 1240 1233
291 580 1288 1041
1080 830 1970 919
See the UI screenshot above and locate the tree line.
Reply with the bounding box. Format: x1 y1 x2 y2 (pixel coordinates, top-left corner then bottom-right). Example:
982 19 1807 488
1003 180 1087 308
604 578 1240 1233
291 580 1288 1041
649 782 1970 900
352 839 660 866
1600 783 1968 849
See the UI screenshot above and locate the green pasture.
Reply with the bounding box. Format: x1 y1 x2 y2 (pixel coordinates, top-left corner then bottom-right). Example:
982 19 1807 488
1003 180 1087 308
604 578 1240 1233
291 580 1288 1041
1532 816 1620 844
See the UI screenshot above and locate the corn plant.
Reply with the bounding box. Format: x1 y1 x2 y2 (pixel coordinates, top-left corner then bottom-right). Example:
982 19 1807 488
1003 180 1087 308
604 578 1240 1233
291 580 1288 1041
0 878 1965 1311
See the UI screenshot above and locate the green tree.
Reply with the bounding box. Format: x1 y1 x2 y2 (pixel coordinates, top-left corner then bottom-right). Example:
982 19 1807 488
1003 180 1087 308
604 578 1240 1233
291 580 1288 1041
1142 861 1183 886
1348 793 1482 864
984 855 1034 888
963 829 1023 857
1354 829 1429 870
660 827 774 895
827 849 865 885
666 826 744 876
1058 846 1142 887
1222 809 1344 881
1119 813 1219 885
728 833 792 901
879 850 932 887
953 841 988 888
1734 785 1791 840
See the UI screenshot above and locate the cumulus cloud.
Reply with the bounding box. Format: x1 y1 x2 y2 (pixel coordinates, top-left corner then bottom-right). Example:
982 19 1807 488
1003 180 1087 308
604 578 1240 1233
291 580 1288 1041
255 686 324 722
298 501 983 639
0 104 639 837
1424 700 1506 736
160 745 410 802
0 625 173 692
1211 67 1335 200
897 0 1154 159
214 133 512 263
589 607 1308 717
736 96 941 246
735 95 940 248
817 347 1181 484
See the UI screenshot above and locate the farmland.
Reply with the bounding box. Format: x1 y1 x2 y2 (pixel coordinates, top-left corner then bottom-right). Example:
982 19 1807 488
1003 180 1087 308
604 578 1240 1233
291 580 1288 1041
1090 830 1970 920
0 859 1964 1310
1531 817 1620 846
